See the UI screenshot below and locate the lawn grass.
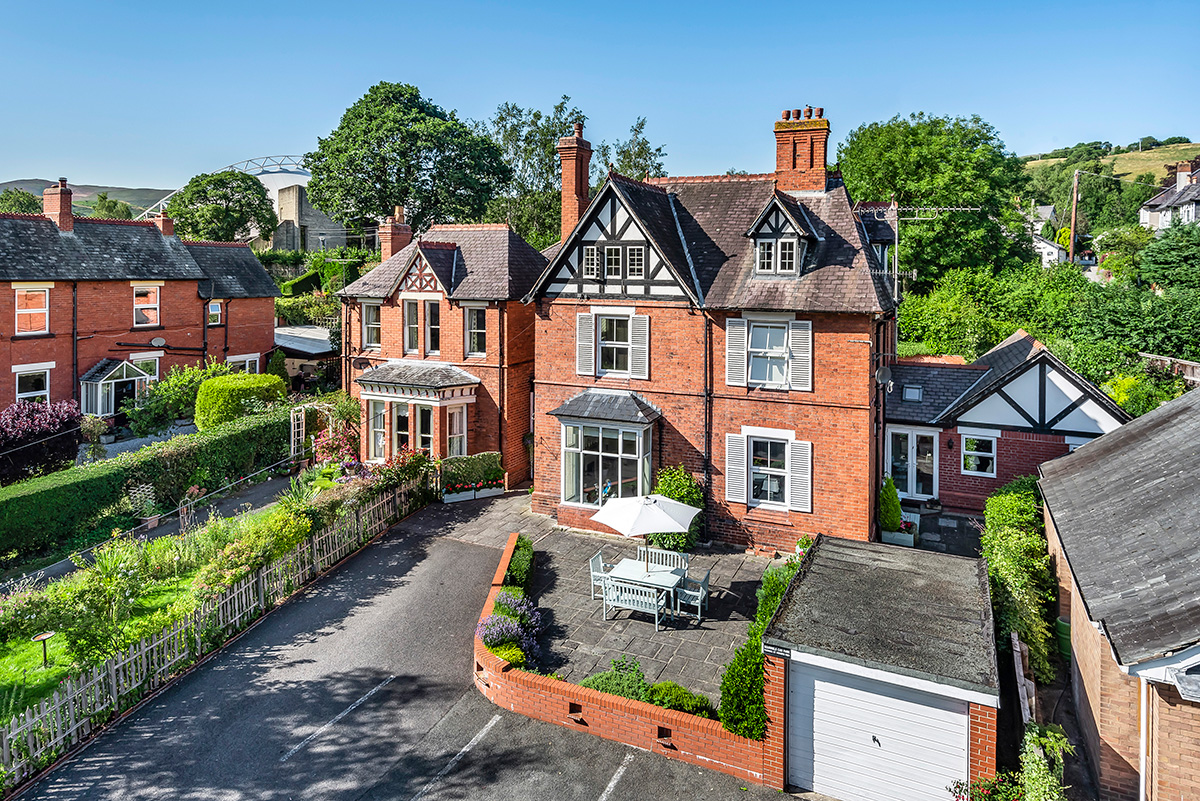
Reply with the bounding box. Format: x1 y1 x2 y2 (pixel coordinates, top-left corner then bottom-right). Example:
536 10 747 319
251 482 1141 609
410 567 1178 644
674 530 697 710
0 569 199 715
1025 142 1200 182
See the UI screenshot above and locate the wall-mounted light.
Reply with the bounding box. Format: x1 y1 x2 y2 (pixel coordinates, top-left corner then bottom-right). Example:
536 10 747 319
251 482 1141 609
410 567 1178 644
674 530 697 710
946 439 955 450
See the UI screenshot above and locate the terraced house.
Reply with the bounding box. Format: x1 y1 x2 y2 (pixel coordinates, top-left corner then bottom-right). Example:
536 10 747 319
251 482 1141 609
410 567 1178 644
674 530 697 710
0 179 278 421
525 110 896 551
339 213 543 483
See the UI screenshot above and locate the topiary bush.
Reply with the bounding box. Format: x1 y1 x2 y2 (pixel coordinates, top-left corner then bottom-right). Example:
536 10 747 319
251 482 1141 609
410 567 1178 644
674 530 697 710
194 373 286 431
880 476 902 531
647 465 704 551
579 655 651 702
503 534 534 592
648 681 716 719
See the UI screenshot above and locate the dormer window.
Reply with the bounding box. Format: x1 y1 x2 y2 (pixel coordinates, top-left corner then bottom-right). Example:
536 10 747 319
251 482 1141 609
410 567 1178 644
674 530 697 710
755 238 802 274
779 240 797 273
756 241 774 273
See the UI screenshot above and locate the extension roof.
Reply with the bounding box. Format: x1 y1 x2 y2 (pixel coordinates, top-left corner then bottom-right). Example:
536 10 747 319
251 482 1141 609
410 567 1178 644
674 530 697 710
548 389 663 425
0 215 276 298
764 536 999 698
526 172 895 314
1039 388 1200 665
355 361 480 390
340 224 546 301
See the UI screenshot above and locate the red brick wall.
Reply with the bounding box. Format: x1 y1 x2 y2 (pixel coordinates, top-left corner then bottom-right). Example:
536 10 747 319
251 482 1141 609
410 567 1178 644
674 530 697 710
475 532 781 788
938 429 1069 514
1150 683 1200 801
531 300 879 550
969 703 997 780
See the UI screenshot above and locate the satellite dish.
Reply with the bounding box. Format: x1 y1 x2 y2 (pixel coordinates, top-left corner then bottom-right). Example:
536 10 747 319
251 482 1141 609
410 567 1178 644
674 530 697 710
150 337 166 347
875 365 892 385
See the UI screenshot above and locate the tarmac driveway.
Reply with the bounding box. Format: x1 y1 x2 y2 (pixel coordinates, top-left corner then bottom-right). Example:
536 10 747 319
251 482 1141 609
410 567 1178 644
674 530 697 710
21 497 783 800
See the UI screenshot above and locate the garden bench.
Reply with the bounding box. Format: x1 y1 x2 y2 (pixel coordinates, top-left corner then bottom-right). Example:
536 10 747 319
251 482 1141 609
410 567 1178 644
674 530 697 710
588 549 615 599
636 546 690 572
602 577 670 632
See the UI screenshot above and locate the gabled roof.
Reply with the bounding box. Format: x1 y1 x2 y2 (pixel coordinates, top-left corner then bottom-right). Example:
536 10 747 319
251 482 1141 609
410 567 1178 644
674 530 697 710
185 241 279 299
1039 388 1200 665
743 190 816 238
340 224 545 301
1143 181 1200 210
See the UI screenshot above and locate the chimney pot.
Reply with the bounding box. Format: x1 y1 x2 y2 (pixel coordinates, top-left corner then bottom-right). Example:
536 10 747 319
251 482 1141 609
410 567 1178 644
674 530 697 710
58 177 67 187
774 107 830 192
815 107 824 119
573 122 583 137
782 110 791 121
792 109 802 120
394 205 406 225
804 106 813 119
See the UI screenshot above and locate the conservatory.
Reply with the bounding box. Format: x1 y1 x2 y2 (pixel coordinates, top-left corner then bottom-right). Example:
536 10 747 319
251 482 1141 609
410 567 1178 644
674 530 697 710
80 359 152 418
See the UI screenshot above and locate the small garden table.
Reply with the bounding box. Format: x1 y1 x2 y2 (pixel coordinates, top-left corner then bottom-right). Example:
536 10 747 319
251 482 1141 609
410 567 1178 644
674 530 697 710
609 558 685 594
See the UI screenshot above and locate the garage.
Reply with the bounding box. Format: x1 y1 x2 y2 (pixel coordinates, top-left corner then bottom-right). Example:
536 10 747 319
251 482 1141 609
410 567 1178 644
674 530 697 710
764 537 1000 801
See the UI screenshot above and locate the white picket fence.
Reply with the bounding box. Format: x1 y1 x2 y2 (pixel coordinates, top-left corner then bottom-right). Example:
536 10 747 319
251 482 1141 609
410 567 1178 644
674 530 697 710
0 481 425 785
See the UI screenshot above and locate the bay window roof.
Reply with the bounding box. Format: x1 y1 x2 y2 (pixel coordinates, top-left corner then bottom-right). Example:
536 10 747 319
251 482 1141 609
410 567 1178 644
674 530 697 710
549 389 662 425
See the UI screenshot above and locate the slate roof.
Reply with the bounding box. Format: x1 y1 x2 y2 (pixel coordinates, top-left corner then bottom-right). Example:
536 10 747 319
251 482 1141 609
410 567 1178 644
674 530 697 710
340 224 546 301
184 242 279 298
884 363 988 425
355 361 480 390
1039 388 1200 665
764 536 999 697
548 389 663 425
1143 181 1200 210
851 201 895 244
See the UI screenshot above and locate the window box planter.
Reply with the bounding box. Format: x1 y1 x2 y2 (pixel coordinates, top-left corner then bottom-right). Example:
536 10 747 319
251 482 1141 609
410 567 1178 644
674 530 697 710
442 490 476 504
475 486 504 499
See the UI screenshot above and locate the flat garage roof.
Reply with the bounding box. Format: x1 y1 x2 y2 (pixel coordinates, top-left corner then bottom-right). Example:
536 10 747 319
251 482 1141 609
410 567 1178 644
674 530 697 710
764 536 999 698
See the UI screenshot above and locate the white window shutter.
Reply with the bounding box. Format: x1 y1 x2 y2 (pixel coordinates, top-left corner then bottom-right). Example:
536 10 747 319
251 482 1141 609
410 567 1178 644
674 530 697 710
788 440 812 513
789 320 812 391
726 318 747 387
725 434 747 504
576 313 594 376
630 314 649 380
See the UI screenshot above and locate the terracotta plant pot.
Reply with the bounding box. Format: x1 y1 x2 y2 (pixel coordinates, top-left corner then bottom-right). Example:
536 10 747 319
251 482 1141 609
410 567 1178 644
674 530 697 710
140 515 161 530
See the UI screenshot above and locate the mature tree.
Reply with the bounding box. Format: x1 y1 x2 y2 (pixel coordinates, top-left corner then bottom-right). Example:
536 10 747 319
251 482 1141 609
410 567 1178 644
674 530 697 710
305 82 511 233
91 192 132 220
1140 221 1200 290
838 112 1031 286
0 188 41 214
165 171 278 242
480 96 586 250
593 117 667 189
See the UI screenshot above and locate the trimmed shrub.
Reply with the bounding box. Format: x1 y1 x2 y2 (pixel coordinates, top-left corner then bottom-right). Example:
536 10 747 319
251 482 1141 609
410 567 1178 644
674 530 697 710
503 534 534 592
648 681 716 719
488 642 526 668
579 655 651 702
265 350 289 384
0 460 128 560
279 269 321 296
647 465 704 551
0 400 82 485
880 476 902 531
751 558 800 639
194 374 286 431
440 452 503 493
123 360 232 436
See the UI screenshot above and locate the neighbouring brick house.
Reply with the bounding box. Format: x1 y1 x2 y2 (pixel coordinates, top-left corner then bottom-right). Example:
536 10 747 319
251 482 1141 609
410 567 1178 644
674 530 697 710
1040 388 1200 801
339 214 543 483
884 330 1128 514
524 110 895 551
0 179 278 419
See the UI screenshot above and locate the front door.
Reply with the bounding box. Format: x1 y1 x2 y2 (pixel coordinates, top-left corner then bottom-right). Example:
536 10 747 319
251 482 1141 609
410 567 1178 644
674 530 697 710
887 428 937 500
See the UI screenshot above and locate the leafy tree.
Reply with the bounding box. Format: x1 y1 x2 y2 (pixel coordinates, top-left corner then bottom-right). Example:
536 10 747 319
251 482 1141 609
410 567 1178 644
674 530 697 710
1139 221 1200 289
166 171 278 242
480 96 587 250
91 192 132 220
305 82 511 233
593 117 667 189
0 187 40 214
838 112 1031 286
1161 135 1192 146
1092 224 1154 283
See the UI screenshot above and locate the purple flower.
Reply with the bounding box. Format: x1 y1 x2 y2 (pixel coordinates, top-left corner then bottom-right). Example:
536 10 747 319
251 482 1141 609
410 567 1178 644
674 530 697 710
476 613 539 659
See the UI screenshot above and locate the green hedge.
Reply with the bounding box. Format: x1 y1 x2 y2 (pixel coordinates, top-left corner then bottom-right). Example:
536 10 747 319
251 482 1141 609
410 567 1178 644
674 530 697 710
0 408 292 559
280 270 321 296
441 452 503 490
195 374 286 431
503 534 534 592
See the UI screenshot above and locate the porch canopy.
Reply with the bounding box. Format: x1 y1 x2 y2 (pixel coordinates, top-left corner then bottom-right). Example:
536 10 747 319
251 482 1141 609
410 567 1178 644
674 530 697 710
354 361 480 405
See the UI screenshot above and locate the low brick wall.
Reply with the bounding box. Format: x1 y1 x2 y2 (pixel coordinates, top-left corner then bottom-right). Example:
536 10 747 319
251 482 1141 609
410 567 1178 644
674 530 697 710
474 532 776 786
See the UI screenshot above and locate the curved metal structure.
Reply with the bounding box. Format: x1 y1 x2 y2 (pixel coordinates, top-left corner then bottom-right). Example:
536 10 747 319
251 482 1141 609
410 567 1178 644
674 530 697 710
136 155 310 220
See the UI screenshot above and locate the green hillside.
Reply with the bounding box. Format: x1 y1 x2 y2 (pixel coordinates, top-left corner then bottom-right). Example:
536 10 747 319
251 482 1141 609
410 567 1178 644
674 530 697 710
0 179 172 216
1026 142 1200 183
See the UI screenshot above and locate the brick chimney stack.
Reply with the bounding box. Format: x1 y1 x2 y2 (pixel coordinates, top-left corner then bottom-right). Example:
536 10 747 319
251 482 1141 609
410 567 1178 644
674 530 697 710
774 107 830 192
152 213 174 237
378 205 413 261
43 178 74 232
557 123 592 243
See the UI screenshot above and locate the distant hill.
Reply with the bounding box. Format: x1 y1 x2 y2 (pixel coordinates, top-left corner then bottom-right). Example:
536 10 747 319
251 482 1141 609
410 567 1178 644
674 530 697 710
1025 142 1200 183
0 179 173 216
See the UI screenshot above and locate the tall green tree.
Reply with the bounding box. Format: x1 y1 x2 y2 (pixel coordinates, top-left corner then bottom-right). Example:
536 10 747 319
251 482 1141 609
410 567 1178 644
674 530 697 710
838 112 1031 286
165 171 278 242
91 192 132 220
594 117 667 189
304 82 511 233
1140 221 1200 290
0 188 41 214
480 96 587 250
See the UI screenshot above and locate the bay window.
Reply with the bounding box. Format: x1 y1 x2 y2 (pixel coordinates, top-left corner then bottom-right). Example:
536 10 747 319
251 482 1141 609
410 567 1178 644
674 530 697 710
562 423 651 507
393 402 409 451
448 405 466 457
368 400 386 461
417 405 433 451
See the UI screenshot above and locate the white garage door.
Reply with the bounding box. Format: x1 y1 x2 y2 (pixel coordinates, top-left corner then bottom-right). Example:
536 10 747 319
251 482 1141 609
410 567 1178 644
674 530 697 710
788 660 969 801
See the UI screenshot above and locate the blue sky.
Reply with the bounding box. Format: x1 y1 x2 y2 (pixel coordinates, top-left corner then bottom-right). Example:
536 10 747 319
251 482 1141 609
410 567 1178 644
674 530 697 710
2 0 1196 189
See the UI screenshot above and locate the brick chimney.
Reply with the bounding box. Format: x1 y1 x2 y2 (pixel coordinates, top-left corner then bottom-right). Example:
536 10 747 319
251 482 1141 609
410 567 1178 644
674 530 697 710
42 178 73 232
774 107 830 192
557 123 592 242
378 205 412 261
152 213 174 237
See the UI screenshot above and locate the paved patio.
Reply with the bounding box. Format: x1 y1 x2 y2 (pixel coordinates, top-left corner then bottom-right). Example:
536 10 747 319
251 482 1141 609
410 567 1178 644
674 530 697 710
391 492 772 706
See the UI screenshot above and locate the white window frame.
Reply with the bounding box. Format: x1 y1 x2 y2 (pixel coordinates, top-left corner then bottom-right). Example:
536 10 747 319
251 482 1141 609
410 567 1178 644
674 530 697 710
447 405 467 457
747 321 789 388
778 239 797 273
129 351 163 382
362 303 382 349
207 301 222 326
393 402 410 452
605 246 622 279
961 434 998 478
424 300 440 355
404 300 419 353
582 246 599 278
368 399 387 462
415 404 434 452
132 284 161 328
902 384 923 402
560 422 651 508
756 240 775 273
627 246 645 278
14 368 51 403
226 354 259 374
14 287 49 336
748 436 789 508
886 425 939 500
597 315 631 376
756 238 801 274
465 306 486 357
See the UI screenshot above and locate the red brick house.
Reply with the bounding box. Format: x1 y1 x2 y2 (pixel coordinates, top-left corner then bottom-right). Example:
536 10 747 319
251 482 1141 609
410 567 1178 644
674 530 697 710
1040 388 1200 801
339 213 544 483
0 179 278 419
884 330 1128 514
525 110 895 551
